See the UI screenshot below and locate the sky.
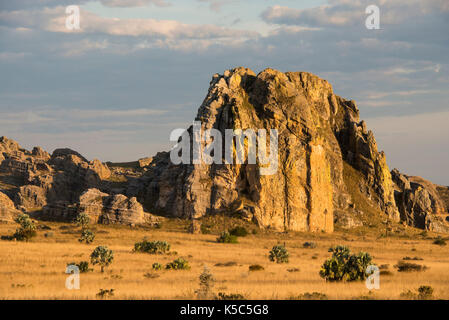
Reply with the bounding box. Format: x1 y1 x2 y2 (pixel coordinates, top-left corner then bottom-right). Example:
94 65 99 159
0 0 448 184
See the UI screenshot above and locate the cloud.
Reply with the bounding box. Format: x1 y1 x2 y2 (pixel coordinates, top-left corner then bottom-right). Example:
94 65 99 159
0 0 170 10
197 0 236 13
261 1 449 27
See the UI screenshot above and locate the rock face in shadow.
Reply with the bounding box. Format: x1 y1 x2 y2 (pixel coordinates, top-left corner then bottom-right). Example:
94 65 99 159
392 169 449 232
135 67 403 232
0 191 20 222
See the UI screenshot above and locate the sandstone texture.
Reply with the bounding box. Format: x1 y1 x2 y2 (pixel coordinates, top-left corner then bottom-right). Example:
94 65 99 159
1 67 447 232
134 67 406 232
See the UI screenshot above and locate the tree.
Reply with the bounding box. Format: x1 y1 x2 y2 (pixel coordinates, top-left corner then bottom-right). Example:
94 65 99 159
79 229 95 244
13 213 36 241
75 212 91 230
90 246 114 272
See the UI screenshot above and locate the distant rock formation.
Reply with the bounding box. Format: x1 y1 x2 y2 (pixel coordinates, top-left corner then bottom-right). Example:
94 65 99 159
0 136 153 226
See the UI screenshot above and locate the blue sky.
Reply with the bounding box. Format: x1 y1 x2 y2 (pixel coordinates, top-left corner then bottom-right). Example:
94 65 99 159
0 0 448 184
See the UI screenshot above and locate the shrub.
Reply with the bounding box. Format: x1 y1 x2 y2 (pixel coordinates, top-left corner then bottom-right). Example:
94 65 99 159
90 246 114 273
319 245 374 282
395 261 428 272
249 264 264 272
216 293 245 300
303 242 317 249
433 236 447 246
134 239 171 254
144 273 160 279
165 258 190 270
229 226 248 237
79 229 95 244
152 262 163 271
269 245 289 263
215 261 237 267
96 289 114 299
196 267 215 299
74 212 91 230
289 292 328 300
67 261 91 273
403 256 423 261
287 268 300 273
418 286 434 300
216 232 238 244
13 213 37 241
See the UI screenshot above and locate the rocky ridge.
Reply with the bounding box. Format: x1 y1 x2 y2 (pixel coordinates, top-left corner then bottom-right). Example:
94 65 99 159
1 67 448 233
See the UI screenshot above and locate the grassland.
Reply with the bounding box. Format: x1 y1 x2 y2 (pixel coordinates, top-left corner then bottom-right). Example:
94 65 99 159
0 218 449 300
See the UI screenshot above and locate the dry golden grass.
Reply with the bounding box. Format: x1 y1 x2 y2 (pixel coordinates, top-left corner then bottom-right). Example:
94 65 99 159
0 220 449 300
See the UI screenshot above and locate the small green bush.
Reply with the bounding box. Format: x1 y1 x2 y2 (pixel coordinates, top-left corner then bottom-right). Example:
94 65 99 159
229 226 249 237
216 292 245 300
418 286 434 300
269 245 289 263
152 262 163 270
134 239 171 254
395 261 428 272
74 212 91 229
319 245 374 282
90 246 114 273
96 289 114 299
13 213 37 241
67 261 91 273
433 236 447 246
196 267 215 299
165 258 190 270
79 229 95 244
289 292 328 300
216 232 238 244
249 264 264 272
303 242 317 249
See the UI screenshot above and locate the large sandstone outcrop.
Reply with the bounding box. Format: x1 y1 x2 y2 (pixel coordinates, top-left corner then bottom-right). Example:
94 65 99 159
136 67 401 232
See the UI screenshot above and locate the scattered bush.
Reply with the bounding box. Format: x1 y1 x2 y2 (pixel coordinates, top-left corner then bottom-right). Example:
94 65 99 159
74 212 91 230
44 232 54 238
196 267 215 299
303 242 317 249
13 213 37 241
165 258 190 270
79 229 95 244
67 261 91 273
144 273 160 279
395 261 428 272
216 293 245 300
269 245 289 264
200 224 212 234
319 245 374 282
229 226 249 237
134 239 171 254
216 232 238 244
152 262 163 271
433 236 447 246
400 286 434 300
90 246 114 273
96 289 114 299
249 264 264 272
215 261 237 267
289 292 328 300
418 286 434 300
287 268 300 273
403 256 423 261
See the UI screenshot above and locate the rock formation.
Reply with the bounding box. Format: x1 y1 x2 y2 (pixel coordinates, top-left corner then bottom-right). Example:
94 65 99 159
0 68 448 233
135 67 403 232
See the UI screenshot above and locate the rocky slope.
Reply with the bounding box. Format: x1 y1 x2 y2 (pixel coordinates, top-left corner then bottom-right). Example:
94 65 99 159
1 67 448 233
